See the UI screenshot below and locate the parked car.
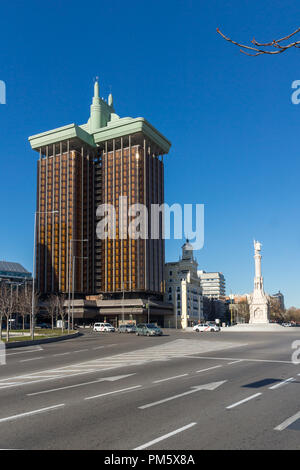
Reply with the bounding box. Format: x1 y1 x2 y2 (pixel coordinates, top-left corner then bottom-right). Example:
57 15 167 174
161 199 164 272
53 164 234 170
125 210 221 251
93 322 115 332
136 323 163 336
282 322 292 327
118 324 136 333
193 323 220 332
36 323 52 329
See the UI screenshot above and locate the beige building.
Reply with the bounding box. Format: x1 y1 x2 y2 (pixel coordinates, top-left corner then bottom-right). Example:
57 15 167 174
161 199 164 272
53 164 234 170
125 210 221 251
164 241 203 328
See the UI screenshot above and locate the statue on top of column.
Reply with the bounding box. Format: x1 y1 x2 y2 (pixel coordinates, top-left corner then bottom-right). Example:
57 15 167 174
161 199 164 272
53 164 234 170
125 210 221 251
254 240 261 254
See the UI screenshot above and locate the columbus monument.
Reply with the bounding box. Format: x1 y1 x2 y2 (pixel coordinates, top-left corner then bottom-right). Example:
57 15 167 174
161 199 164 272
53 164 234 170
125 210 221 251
248 240 270 324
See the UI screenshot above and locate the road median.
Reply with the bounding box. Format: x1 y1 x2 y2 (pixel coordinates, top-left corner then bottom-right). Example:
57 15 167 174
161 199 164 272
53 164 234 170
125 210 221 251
3 331 80 349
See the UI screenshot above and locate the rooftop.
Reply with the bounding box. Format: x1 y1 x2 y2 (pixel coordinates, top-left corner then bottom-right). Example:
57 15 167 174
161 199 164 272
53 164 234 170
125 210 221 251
0 261 31 278
29 80 171 155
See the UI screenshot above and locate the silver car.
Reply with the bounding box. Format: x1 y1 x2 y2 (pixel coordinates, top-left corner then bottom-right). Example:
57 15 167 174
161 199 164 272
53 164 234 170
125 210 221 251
118 324 136 333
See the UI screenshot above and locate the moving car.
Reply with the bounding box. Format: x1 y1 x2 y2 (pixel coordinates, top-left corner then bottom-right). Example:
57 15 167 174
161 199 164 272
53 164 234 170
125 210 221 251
136 323 163 336
193 323 220 332
93 322 115 332
118 324 136 333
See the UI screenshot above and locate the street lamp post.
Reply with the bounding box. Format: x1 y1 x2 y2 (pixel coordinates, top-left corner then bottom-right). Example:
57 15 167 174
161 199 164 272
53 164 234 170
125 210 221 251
229 290 234 326
32 210 58 341
68 239 88 333
71 255 88 330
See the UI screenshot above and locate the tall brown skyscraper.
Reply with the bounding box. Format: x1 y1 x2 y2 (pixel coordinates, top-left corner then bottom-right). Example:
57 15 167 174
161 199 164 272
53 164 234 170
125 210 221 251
29 81 172 323
100 139 164 294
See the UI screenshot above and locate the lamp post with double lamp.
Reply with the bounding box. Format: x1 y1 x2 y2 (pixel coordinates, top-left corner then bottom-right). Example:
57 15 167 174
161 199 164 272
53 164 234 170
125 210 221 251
32 210 59 341
68 239 88 333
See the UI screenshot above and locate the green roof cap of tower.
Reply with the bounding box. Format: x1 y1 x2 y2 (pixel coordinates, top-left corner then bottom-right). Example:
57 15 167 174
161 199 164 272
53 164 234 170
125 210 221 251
29 81 171 154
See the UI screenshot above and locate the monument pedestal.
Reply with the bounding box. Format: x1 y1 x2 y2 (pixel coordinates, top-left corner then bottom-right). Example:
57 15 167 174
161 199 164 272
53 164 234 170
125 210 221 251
222 323 287 332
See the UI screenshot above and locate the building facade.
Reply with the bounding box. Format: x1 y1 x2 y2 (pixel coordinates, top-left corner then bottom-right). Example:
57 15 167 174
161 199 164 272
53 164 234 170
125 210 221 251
271 291 285 310
197 270 226 320
164 241 203 328
29 81 172 324
197 271 226 300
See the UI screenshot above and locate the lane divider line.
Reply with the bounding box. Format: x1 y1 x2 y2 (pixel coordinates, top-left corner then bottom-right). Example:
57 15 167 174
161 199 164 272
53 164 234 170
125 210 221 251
19 357 45 363
274 411 300 431
196 365 222 373
133 422 197 450
269 377 295 390
85 385 142 400
6 347 43 356
186 356 295 364
226 393 262 409
153 374 189 384
53 352 71 357
0 404 65 424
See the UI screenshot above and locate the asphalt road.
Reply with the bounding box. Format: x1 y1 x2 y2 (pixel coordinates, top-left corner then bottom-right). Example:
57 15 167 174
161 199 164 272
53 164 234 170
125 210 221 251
0 328 299 450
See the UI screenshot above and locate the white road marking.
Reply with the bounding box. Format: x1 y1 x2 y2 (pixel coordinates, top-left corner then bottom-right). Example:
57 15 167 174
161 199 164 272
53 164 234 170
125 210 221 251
19 356 45 363
73 349 89 353
6 346 43 356
0 371 96 390
27 374 136 396
188 355 295 364
196 365 222 373
93 346 105 350
133 423 197 450
85 385 142 400
226 393 262 409
139 381 226 409
274 411 300 431
0 339 246 390
153 374 188 384
227 360 243 365
269 377 295 389
0 404 65 424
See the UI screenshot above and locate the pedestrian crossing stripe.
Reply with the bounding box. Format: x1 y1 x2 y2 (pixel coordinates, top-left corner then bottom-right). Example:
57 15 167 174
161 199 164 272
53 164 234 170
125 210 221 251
0 339 245 390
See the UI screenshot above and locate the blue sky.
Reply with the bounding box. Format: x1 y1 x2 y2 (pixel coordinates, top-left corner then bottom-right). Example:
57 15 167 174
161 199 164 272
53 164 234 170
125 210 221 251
0 0 299 307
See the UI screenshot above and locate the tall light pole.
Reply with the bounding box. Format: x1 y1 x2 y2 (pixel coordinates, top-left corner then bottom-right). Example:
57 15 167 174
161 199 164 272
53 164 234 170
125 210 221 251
72 255 88 330
68 239 88 333
122 284 125 326
32 210 58 340
229 289 234 326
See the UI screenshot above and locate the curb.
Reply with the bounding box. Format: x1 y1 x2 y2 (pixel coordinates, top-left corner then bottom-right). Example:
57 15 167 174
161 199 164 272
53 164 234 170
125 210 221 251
4 332 80 349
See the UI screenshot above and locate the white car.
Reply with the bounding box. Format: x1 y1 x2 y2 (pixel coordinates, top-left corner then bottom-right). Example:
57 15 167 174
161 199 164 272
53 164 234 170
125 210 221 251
93 322 115 332
193 323 220 332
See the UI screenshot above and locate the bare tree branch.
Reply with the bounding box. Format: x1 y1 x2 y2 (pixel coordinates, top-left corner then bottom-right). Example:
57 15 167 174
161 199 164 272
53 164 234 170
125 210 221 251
216 27 300 56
